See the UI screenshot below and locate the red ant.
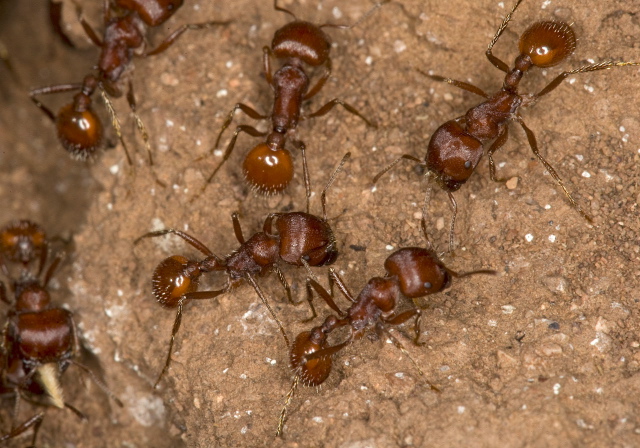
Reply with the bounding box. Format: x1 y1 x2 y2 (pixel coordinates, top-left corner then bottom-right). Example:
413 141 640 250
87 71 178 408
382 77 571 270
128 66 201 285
31 0 229 164
0 226 122 446
0 220 48 276
135 153 350 388
373 0 640 251
275 236 496 435
200 0 385 210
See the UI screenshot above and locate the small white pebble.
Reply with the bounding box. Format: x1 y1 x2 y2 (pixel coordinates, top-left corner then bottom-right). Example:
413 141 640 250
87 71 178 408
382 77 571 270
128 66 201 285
575 154 584 161
117 289 123 297
110 164 119 175
501 305 515 314
386 245 394 250
365 56 373 65
584 85 594 93
313 416 324 423
620 126 626 132
548 235 556 243
553 383 561 395
166 119 174 127
331 7 342 19
393 40 407 53
216 89 228 98
240 426 248 434
541 0 551 8
581 171 591 178
214 149 223 157
226 61 233 68
488 319 498 327
240 373 247 379
395 372 405 379
457 406 466 414
107 203 113 210
222 368 229 374
525 233 534 242
544 204 551 210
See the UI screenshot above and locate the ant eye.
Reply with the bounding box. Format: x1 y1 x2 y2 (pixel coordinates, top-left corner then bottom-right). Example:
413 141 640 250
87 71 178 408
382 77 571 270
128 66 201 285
243 144 294 194
519 21 576 68
464 160 472 169
423 282 432 289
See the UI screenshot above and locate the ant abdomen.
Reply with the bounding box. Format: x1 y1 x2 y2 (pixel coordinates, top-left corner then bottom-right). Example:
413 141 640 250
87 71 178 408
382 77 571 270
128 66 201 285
427 120 483 191
151 256 200 308
56 100 104 160
114 0 184 27
243 143 294 194
519 21 576 68
384 248 450 298
273 213 337 266
271 21 331 67
290 328 332 387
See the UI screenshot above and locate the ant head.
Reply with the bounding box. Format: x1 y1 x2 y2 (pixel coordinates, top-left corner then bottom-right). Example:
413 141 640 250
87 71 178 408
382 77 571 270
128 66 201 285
151 256 200 308
0 220 46 265
519 21 576 68
272 21 331 67
274 213 338 267
115 0 184 26
13 309 73 365
56 100 104 160
15 284 51 313
243 143 294 195
290 327 332 387
384 247 450 298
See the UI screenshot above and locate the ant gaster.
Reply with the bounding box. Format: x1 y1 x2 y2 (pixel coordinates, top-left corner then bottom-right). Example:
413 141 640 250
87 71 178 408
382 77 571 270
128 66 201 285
0 229 122 446
276 235 496 436
374 0 640 251
200 0 385 210
31 0 228 164
135 153 350 388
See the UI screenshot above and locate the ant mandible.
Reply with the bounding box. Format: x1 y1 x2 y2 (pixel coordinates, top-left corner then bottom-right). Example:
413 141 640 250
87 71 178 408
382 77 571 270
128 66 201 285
0 226 122 446
200 0 386 210
374 0 640 251
30 0 229 164
276 233 496 435
135 153 350 388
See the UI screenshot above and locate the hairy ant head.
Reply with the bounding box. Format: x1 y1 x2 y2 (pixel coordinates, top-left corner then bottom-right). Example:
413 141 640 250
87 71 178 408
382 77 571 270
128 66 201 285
272 21 331 67
115 0 184 26
151 256 201 308
273 213 338 266
519 21 576 68
384 248 451 298
290 327 332 387
56 100 104 160
243 143 294 194
0 220 46 265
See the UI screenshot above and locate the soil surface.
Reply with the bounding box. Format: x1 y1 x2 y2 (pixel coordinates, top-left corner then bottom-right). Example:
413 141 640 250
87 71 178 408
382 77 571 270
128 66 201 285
1 0 639 447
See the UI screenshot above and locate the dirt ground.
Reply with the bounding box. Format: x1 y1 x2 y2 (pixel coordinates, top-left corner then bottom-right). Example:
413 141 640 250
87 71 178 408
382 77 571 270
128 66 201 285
1 0 639 447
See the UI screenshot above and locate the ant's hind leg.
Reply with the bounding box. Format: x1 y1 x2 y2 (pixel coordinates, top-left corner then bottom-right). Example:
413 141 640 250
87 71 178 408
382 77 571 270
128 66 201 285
487 126 509 182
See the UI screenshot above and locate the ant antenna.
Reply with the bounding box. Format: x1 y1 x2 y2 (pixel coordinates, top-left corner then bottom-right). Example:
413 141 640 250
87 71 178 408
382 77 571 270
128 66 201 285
274 0 297 20
276 374 299 437
321 152 351 221
100 89 133 166
320 0 390 30
486 0 525 73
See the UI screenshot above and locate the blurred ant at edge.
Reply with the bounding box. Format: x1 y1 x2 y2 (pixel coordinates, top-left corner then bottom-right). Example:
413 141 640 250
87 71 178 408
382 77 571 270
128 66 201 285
198 0 388 211
374 0 640 252
31 0 229 166
275 221 496 436
0 220 122 447
135 153 351 388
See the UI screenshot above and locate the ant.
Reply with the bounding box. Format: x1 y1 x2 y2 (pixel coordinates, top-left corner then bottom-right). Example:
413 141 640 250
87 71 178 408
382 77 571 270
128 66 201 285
30 0 229 164
200 0 385 210
276 233 496 436
135 153 350 388
0 220 48 276
0 225 122 446
373 0 640 252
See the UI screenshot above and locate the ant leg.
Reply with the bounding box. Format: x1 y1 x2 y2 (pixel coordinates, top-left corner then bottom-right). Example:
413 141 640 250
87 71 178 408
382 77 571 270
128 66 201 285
100 89 134 166
70 361 123 407
0 412 44 445
126 81 153 166
487 126 509 182
380 326 439 391
383 308 424 346
42 251 64 288
303 98 376 128
273 0 297 19
0 281 7 304
76 5 103 47
273 264 294 305
515 117 593 223
143 21 232 57
373 154 424 184
262 213 282 235
200 125 267 195
231 212 245 244
134 229 215 258
421 173 434 248
305 276 342 320
446 192 458 253
328 268 356 304
416 70 488 98
303 59 332 100
64 402 88 421
486 0 525 73
535 61 640 98
245 274 290 348
29 83 83 122
213 104 268 152
276 374 299 437
155 290 226 387
49 1 75 48
290 140 311 214
263 46 274 86
320 152 351 220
